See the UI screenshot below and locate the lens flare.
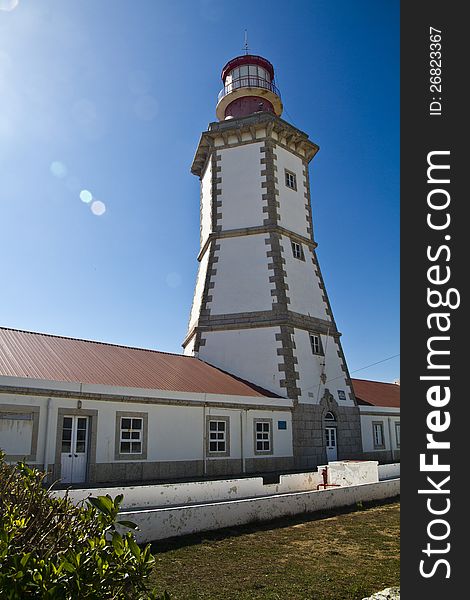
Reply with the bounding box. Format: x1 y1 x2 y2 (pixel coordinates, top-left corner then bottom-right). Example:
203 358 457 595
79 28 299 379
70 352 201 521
91 200 106 216
0 0 20 12
50 161 67 178
80 189 93 203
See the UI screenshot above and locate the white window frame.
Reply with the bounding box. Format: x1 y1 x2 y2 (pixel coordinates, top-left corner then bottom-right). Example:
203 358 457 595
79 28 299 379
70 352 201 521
372 421 386 449
291 241 304 260
115 412 148 460
120 417 143 455
254 419 273 455
206 416 230 457
395 422 400 448
309 333 323 355
285 169 297 191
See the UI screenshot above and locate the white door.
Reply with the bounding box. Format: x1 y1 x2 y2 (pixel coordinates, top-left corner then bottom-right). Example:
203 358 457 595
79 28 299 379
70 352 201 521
325 426 338 462
60 416 89 483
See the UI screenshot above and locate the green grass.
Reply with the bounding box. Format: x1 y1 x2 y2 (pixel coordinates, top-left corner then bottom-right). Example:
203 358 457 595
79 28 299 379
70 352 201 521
149 499 400 600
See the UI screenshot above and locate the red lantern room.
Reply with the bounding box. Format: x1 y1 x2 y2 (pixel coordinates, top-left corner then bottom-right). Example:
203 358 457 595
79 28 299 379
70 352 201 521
216 54 283 121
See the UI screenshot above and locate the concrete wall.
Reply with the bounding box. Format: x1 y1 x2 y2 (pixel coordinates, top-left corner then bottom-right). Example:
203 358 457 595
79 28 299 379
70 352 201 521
294 329 353 406
219 142 265 230
378 463 400 480
209 234 273 314
199 327 284 397
276 145 309 238
55 470 324 510
56 460 379 510
188 250 210 330
318 460 378 486
282 238 329 320
121 479 400 543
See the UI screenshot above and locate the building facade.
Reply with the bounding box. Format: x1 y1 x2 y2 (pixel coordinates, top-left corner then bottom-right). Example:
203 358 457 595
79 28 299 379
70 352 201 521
353 378 400 462
0 328 294 485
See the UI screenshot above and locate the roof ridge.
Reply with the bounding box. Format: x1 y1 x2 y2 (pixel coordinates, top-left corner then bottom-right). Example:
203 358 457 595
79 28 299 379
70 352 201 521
0 326 189 359
351 377 398 386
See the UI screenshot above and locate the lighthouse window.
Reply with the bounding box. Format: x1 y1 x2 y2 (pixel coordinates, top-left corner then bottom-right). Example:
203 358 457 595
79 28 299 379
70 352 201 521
231 67 241 89
291 241 304 260
285 170 297 190
309 334 323 355
227 65 271 91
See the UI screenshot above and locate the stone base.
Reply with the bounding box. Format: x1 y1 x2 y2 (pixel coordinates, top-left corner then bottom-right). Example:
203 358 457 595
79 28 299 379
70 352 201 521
205 458 242 477
292 391 363 470
361 450 400 463
53 456 296 486
92 460 204 484
245 456 294 473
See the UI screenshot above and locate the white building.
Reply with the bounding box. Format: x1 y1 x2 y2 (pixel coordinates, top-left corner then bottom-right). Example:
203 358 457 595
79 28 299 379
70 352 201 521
0 327 293 484
0 53 399 485
353 378 400 462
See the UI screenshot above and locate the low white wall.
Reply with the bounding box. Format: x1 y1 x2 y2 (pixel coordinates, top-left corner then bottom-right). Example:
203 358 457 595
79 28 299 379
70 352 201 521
54 471 323 509
378 463 400 480
318 460 378 486
122 479 400 543
55 461 381 509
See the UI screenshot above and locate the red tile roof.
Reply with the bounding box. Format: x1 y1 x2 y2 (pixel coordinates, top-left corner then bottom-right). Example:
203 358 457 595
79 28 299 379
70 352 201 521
0 327 278 398
352 378 400 408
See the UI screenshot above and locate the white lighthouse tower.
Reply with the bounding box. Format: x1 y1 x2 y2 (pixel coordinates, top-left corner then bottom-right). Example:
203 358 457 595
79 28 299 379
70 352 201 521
183 54 362 468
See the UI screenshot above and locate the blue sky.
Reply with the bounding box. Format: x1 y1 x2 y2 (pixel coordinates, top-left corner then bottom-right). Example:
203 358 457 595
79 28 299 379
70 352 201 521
0 0 399 382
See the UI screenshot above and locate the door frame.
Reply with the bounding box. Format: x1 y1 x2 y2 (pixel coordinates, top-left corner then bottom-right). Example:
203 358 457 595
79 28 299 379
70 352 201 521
325 425 338 461
54 407 98 484
60 414 90 484
323 410 338 462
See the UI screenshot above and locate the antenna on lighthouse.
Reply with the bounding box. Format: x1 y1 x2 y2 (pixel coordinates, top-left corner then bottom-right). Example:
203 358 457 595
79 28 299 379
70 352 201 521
243 30 249 54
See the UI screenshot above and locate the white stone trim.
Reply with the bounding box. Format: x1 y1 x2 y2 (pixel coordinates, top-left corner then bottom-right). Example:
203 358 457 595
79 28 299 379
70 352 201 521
0 375 292 408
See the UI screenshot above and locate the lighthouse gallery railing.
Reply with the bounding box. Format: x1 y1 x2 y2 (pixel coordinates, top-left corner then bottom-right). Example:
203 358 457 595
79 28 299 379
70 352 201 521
218 77 281 102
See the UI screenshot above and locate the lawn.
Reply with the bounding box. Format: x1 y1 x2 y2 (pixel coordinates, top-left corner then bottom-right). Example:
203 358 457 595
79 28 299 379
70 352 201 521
149 499 400 600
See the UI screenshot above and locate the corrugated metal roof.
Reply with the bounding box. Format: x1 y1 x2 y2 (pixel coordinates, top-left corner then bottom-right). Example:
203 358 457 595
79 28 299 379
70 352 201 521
0 327 278 398
352 378 400 408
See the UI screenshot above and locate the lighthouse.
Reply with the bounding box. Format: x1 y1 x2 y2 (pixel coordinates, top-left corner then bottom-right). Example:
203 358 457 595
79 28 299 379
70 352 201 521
183 53 362 468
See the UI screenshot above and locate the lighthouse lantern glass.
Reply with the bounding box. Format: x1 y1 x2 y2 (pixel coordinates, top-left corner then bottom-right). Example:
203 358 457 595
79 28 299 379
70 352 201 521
224 64 272 94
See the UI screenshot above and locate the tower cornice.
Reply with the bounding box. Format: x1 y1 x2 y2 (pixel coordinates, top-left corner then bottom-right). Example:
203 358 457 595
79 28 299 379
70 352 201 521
197 226 317 263
191 112 319 177
182 309 341 350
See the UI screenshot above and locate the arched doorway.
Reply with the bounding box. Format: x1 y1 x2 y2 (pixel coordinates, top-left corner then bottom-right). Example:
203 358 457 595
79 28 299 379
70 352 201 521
324 411 338 462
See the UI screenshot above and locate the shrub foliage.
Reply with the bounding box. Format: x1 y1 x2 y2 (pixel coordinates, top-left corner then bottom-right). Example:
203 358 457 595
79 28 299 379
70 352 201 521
0 452 168 599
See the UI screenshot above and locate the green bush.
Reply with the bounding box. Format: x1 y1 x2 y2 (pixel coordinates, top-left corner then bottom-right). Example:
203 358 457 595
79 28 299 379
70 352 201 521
0 451 169 599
